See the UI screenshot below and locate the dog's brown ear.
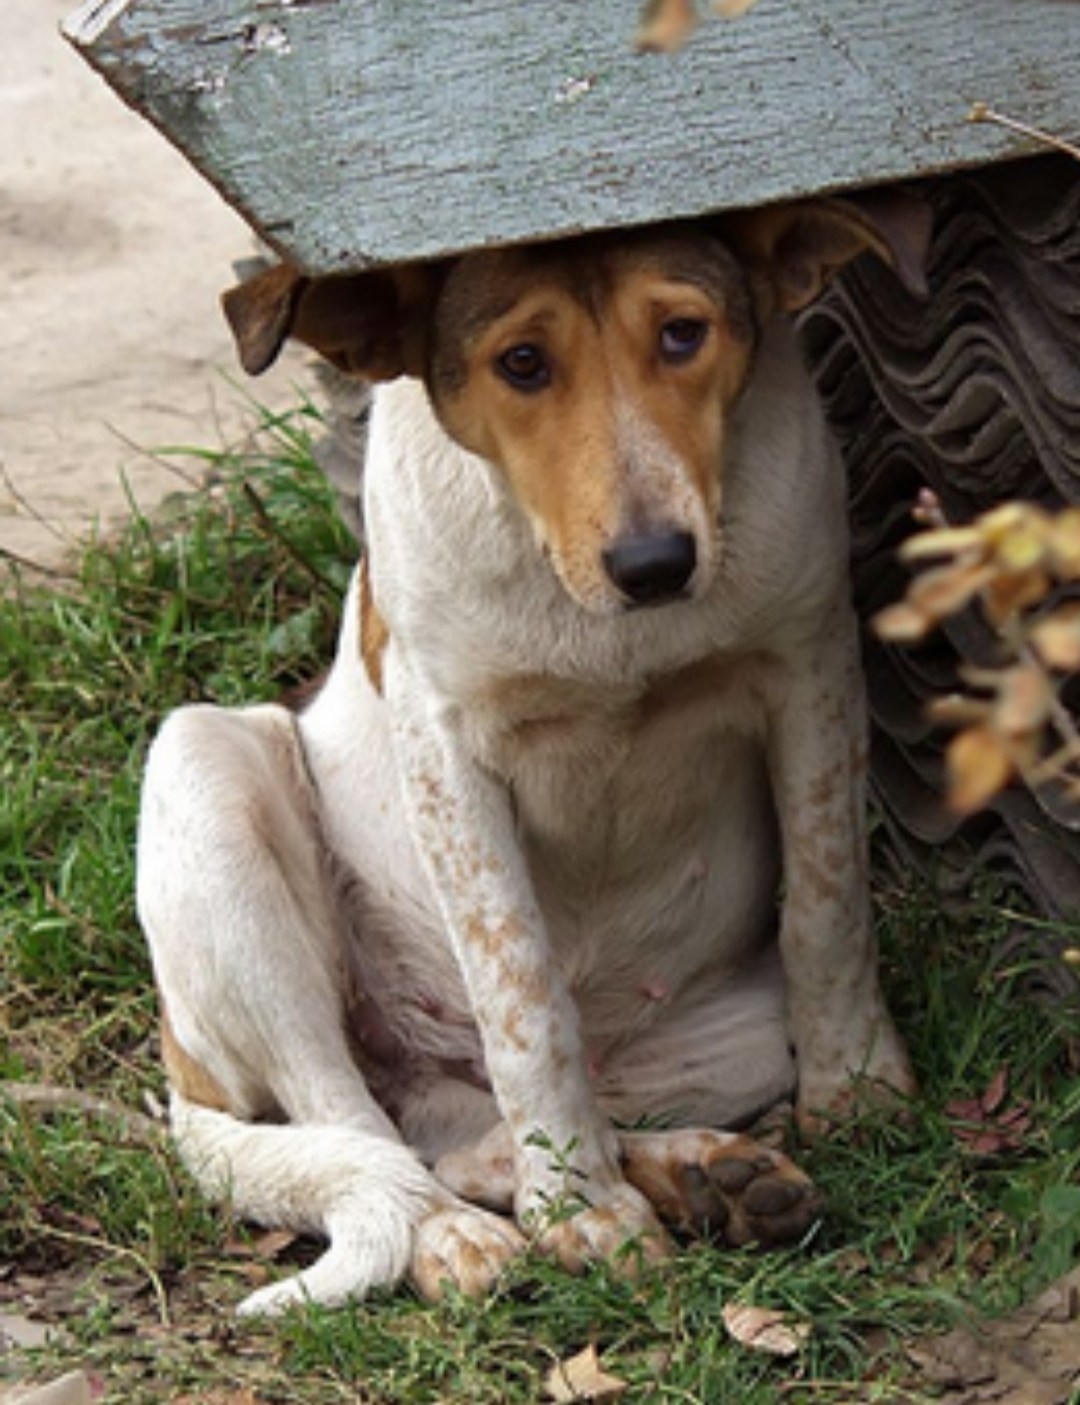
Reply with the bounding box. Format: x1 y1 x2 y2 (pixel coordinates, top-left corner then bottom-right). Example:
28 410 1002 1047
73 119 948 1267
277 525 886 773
722 192 932 314
221 262 438 380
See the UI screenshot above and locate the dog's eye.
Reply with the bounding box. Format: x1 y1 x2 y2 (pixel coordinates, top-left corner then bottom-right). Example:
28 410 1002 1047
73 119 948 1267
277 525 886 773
659 318 708 363
496 344 552 392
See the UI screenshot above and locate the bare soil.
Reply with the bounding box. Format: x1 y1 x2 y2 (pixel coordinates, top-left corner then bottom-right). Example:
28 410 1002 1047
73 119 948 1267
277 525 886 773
0 0 308 572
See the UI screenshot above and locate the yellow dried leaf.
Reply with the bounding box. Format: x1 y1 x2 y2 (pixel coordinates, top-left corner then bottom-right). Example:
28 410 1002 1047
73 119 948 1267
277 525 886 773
1030 606 1080 670
926 693 992 727
909 562 993 621
899 525 985 563
1048 508 1080 578
636 0 698 51
172 1394 270 1405
988 506 1052 573
721 1303 811 1357
946 725 1015 815
713 0 761 16
545 1345 629 1403
983 567 1050 625
979 501 1046 544
872 601 934 643
992 664 1053 739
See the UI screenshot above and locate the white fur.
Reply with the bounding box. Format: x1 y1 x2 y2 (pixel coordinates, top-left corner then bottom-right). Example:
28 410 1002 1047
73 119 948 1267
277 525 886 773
138 295 911 1313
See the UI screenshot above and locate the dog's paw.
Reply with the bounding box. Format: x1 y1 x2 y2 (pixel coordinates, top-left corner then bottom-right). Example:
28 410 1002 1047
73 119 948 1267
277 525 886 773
410 1203 526 1300
529 1180 671 1276
620 1128 820 1248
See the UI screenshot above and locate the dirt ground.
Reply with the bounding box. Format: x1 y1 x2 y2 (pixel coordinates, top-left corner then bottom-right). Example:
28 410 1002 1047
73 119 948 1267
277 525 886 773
0 0 308 572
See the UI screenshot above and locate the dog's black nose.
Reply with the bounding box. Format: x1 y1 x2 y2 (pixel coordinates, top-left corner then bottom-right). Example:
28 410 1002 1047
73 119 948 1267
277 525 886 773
602 531 697 606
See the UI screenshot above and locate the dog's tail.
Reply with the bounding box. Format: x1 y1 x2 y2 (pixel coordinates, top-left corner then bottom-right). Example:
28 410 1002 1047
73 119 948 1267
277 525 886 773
170 1092 436 1316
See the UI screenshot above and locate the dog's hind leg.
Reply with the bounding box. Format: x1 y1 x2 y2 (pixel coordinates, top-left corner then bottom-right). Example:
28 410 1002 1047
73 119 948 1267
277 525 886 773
139 702 393 1133
139 702 521 1312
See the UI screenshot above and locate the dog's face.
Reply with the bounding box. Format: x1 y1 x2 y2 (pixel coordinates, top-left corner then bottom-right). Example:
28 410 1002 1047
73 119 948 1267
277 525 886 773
223 197 929 615
424 232 755 612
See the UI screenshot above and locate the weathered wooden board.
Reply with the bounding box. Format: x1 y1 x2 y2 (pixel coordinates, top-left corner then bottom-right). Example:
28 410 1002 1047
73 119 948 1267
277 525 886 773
64 0 1080 274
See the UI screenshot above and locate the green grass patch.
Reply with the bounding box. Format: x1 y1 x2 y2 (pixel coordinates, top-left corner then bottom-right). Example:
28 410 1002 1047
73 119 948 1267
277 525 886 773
1 405 1078 1403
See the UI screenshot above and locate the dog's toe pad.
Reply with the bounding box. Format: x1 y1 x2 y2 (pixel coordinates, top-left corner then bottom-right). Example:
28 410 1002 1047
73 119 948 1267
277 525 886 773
621 1129 820 1248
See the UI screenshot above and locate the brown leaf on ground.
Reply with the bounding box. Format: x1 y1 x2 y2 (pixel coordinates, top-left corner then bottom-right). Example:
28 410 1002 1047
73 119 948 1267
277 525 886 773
721 1302 811 1356
1 1375 94 1405
171 1392 272 1405
544 1344 628 1402
945 1069 1033 1156
904 1266 1080 1404
224 1228 300 1262
0 1311 52 1350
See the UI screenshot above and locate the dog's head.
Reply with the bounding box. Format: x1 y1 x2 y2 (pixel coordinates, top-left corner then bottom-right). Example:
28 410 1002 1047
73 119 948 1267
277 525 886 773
225 197 927 614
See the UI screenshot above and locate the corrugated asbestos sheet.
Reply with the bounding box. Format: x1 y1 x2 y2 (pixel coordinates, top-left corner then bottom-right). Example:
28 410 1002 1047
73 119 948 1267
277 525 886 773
802 154 1080 999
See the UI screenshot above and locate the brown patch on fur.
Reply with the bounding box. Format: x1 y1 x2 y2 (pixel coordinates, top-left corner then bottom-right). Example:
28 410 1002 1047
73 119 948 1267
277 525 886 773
500 1005 529 1053
160 1005 231 1112
359 556 390 694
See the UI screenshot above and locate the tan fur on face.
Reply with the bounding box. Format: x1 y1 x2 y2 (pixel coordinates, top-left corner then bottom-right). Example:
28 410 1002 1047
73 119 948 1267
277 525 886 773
428 231 756 613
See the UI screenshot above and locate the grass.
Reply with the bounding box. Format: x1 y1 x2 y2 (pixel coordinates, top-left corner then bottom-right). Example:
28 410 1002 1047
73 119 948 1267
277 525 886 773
1 404 1078 1403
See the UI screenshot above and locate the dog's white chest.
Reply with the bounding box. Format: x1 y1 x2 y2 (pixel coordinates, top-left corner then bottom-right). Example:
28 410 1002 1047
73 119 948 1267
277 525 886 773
458 654 781 1000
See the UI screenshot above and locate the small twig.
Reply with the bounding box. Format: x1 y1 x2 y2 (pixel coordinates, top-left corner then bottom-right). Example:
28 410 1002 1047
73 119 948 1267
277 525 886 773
1 1080 164 1146
1019 641 1080 774
0 461 73 546
38 1221 172 1328
0 544 76 581
241 480 338 596
969 102 1080 163
100 423 208 493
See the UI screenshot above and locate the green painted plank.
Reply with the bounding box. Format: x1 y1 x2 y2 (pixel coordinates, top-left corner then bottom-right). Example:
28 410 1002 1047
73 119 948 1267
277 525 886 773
64 0 1080 273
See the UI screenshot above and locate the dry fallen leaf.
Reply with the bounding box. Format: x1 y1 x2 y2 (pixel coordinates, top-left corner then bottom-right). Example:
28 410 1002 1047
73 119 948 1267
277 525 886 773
992 664 1053 740
0 1311 52 1350
544 1345 629 1402
1030 604 1080 670
721 1302 811 1356
171 1392 272 1405
225 1227 300 1261
945 1069 1033 1157
2 1375 93 1405
945 725 1016 816
904 1265 1080 1403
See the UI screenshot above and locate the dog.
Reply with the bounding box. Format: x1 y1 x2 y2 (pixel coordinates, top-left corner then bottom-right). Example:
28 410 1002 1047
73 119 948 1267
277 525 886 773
137 197 924 1316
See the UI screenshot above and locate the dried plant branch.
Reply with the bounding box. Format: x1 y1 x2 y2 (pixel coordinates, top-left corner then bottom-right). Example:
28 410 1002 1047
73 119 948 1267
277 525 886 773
875 495 1080 817
636 0 760 52
1 1079 164 1145
968 102 1080 163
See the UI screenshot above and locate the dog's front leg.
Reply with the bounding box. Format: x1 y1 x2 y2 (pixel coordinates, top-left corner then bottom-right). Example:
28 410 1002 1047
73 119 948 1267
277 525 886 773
767 600 914 1131
385 653 666 1268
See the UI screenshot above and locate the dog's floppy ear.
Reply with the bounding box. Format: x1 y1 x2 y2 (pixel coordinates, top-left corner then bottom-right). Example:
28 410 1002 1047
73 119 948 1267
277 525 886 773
721 192 932 314
221 261 438 380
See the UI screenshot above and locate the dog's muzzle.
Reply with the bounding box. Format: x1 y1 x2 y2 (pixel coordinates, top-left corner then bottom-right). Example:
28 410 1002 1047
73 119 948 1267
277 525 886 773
602 531 697 607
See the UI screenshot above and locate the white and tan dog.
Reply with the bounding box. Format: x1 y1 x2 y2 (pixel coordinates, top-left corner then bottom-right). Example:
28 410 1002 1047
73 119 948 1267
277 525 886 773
138 199 923 1316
